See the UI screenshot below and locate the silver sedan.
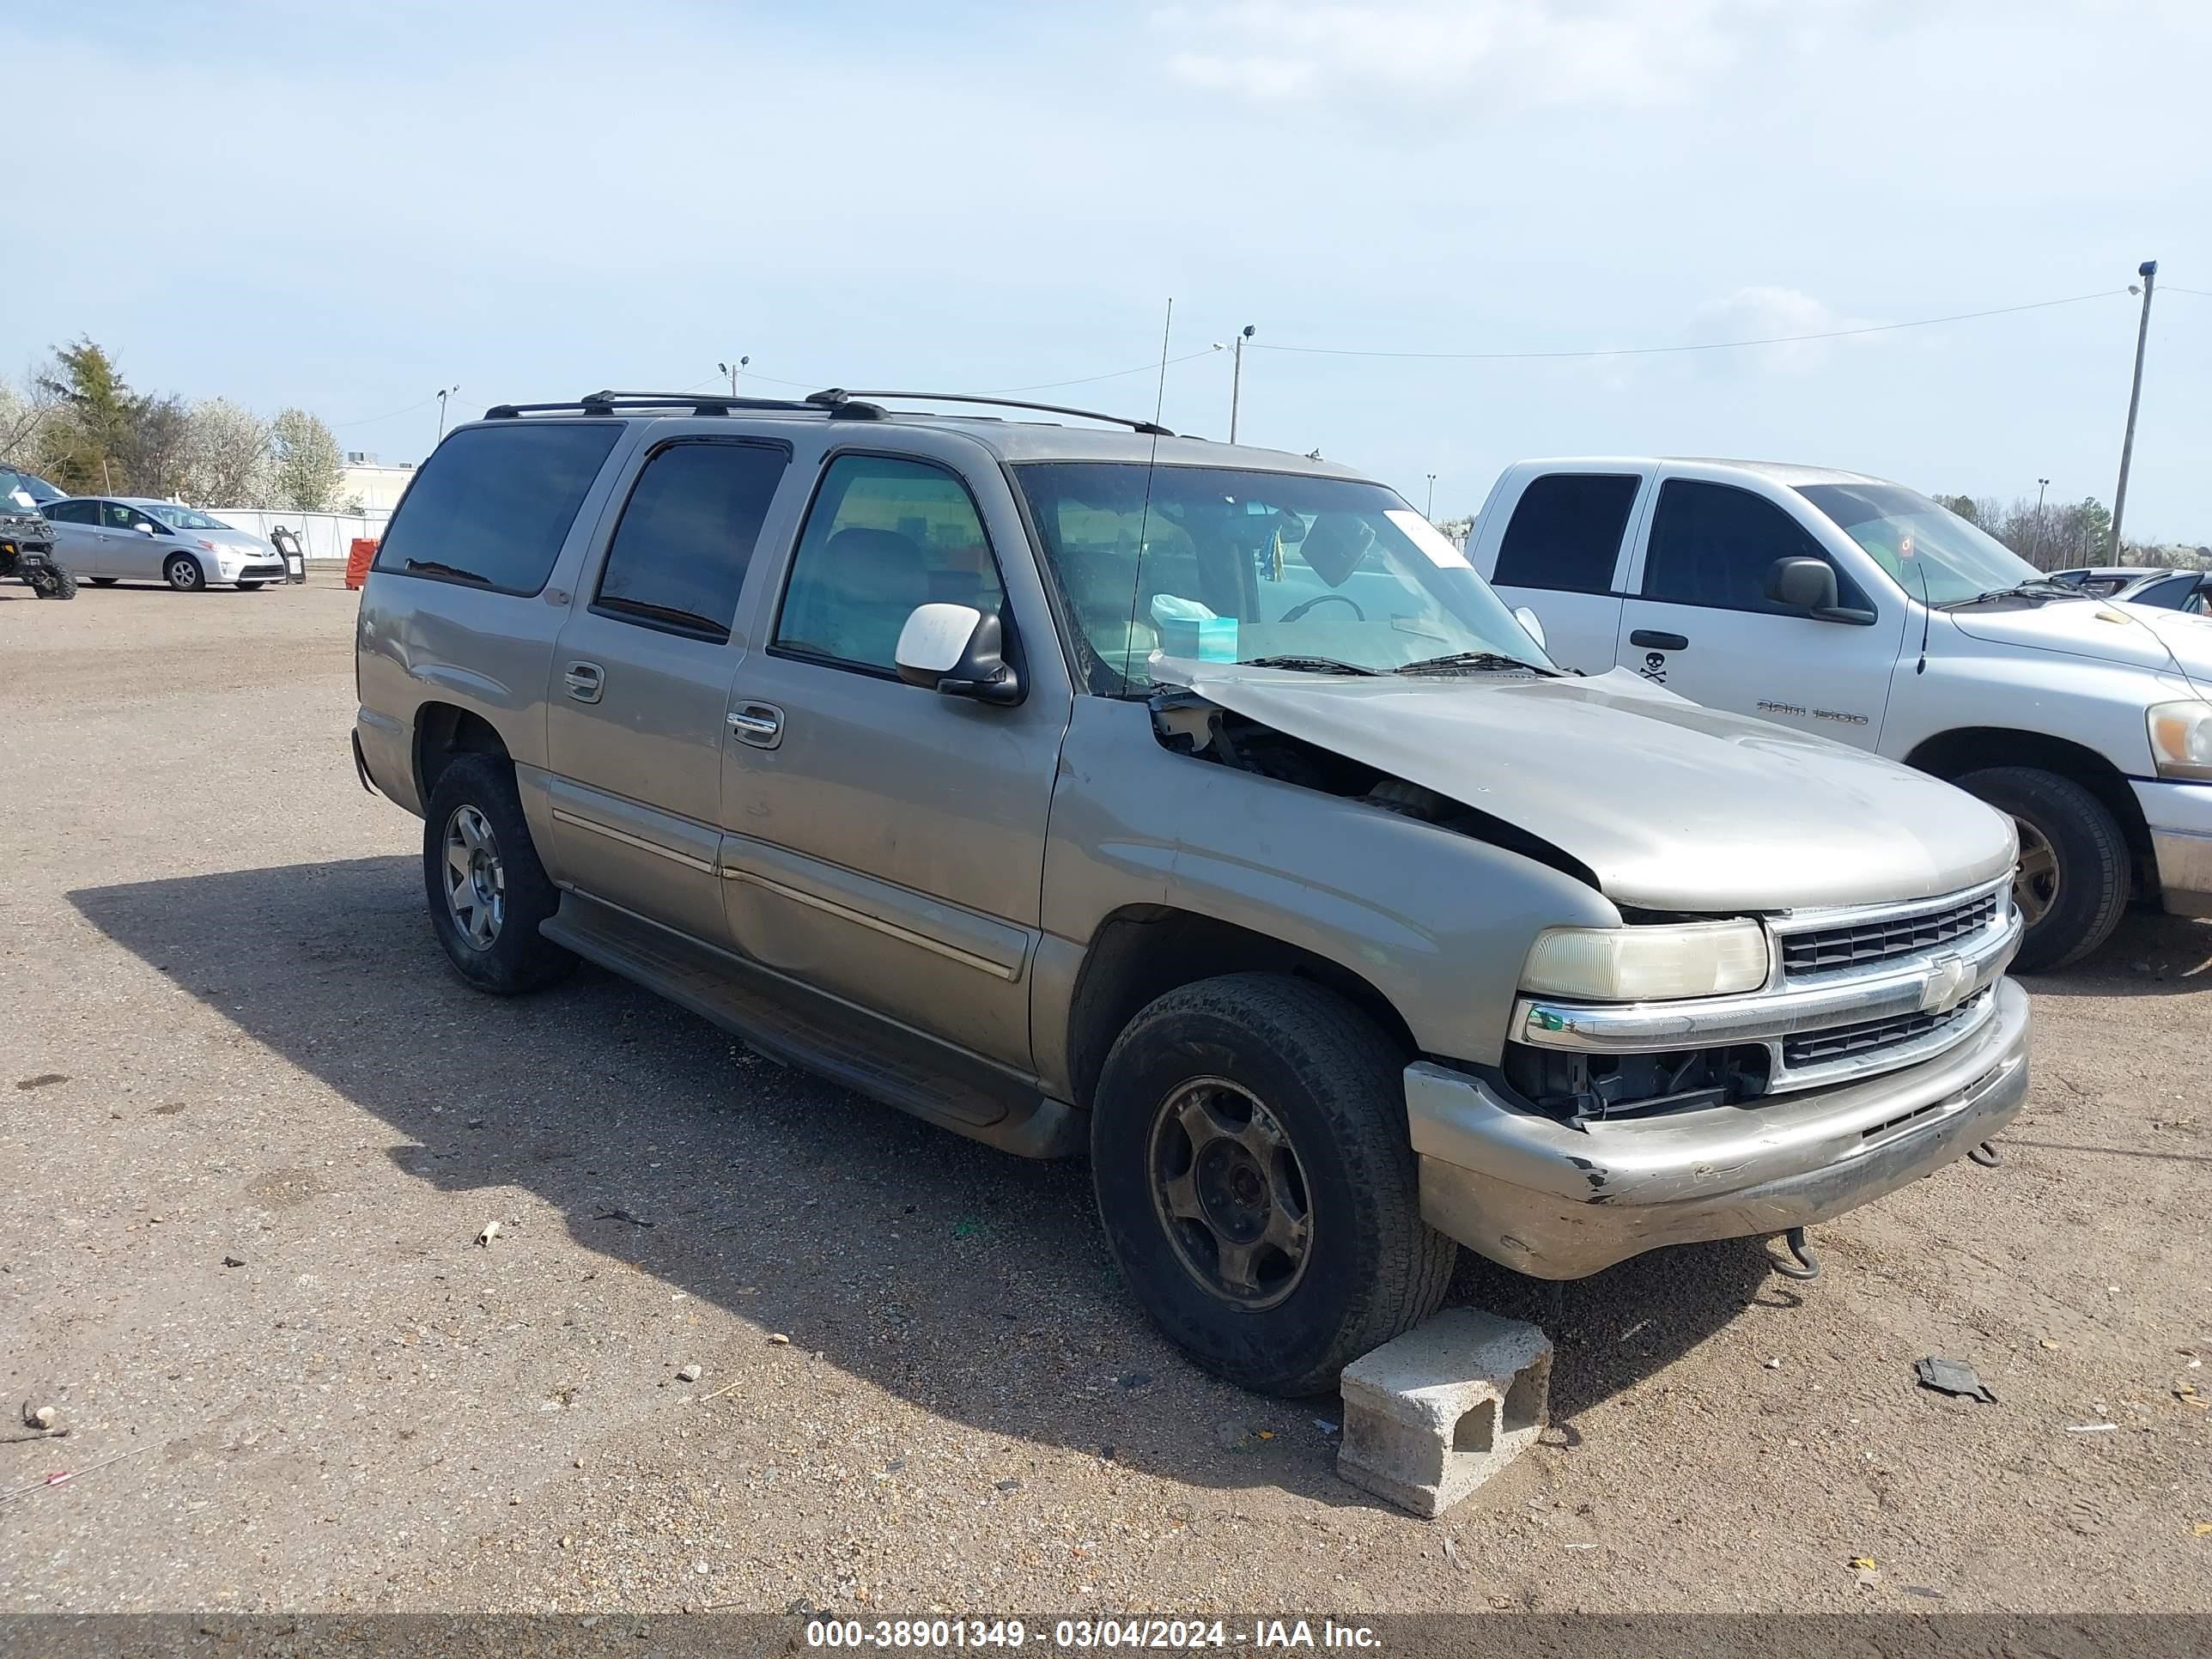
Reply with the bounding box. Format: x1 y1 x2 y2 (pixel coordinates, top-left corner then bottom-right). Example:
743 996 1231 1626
45 497 289 591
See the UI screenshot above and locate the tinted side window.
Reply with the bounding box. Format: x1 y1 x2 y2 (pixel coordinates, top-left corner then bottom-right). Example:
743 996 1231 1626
592 441 788 641
2131 575 2191 610
374 422 623 595
772 454 1005 674
47 501 98 524
1492 473 1640 594
1643 481 1863 612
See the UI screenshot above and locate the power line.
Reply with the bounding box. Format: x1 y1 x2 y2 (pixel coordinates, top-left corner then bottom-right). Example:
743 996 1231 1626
985 347 1220 395
331 393 442 428
1249 289 2129 362
2163 284 2212 299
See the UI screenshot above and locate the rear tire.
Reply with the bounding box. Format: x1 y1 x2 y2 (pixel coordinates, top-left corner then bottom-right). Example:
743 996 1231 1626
88 577 118 586
1958 765 2129 970
422 753 578 995
163 553 205 592
1091 973 1455 1396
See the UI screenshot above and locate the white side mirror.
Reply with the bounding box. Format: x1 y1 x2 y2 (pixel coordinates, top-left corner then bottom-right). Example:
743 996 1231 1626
1512 605 1547 652
136 520 161 536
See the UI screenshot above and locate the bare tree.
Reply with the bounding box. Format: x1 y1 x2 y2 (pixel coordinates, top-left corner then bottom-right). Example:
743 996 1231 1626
269 407 344 512
183 398 273 505
118 393 192 498
0 370 64 473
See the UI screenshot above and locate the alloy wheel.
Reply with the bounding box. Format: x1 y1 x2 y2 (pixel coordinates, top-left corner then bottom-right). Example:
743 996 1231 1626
443 805 506 949
2012 815 2058 927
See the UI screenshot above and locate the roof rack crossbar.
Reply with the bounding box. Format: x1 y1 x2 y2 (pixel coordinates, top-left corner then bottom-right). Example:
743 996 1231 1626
806 389 1174 437
482 391 820 420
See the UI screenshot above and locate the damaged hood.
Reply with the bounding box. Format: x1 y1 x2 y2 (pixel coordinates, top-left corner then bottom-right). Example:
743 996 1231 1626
1162 660 2016 913
1950 597 2212 682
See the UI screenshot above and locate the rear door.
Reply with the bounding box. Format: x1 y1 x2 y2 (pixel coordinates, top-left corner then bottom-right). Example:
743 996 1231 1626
1614 477 1907 748
1472 469 1647 671
544 434 794 944
43 501 105 576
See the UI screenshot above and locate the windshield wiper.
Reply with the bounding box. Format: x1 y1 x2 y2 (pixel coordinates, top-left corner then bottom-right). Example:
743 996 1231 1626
1395 649 1557 677
404 558 494 586
1942 577 2090 610
596 595 729 636
1239 654 1382 676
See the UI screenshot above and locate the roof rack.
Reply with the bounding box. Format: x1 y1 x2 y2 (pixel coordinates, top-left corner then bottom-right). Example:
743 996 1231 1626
480 390 868 420
806 389 1174 437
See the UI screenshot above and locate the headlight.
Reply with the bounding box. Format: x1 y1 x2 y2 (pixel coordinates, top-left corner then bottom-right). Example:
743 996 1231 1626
2148 700 2212 782
1521 921 1769 1001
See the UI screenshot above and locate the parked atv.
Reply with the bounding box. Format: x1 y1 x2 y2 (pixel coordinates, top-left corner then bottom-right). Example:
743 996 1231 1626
0 501 75 599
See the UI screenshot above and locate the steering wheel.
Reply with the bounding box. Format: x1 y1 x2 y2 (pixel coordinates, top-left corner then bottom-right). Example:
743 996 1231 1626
1279 592 1365 623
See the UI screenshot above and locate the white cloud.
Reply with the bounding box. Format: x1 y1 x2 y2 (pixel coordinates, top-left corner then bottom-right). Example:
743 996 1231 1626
1689 286 1874 373
1152 1 1802 112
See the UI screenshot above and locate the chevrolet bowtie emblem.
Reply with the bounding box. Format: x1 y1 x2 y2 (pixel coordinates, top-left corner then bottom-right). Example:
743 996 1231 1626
1920 954 1972 1014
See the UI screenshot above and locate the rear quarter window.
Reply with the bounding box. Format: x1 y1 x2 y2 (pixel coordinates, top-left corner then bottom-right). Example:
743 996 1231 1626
374 422 623 595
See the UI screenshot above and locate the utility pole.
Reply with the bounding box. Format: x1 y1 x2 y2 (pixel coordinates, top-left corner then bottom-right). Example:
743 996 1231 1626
1229 325 1254 443
720 356 750 397
2109 260 2156 558
435 385 459 441
2035 477 2050 565
1426 473 1437 520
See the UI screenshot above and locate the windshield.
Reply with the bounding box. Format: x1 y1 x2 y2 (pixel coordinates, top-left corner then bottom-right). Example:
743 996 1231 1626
1 468 63 510
1014 463 1551 688
143 503 222 530
1796 483 2049 606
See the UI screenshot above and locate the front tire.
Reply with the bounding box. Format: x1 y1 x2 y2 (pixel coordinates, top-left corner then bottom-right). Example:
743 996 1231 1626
1958 766 2129 970
422 753 578 995
235 580 264 591
31 567 76 599
163 553 205 592
1091 973 1455 1396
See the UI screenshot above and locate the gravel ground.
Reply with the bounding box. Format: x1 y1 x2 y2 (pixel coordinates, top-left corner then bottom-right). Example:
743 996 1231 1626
1 574 2207 1615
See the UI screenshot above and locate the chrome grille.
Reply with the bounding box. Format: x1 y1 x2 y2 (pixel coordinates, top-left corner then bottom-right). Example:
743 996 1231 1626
1780 889 2002 978
1782 988 1990 1068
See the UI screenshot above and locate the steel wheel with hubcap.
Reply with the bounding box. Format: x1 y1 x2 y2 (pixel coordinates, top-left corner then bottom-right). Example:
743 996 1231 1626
2010 815 2059 929
1149 1078 1313 1310
1091 972 1455 1396
442 805 506 949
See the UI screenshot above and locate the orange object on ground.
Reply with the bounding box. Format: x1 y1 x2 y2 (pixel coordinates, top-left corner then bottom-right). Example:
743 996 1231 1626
344 538 379 590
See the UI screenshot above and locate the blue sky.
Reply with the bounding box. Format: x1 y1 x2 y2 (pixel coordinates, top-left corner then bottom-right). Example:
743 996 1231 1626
12 0 2211 537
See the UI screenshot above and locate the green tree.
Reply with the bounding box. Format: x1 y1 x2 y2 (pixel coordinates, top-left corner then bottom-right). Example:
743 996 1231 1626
1935 494 1981 525
269 407 344 511
36 337 140 493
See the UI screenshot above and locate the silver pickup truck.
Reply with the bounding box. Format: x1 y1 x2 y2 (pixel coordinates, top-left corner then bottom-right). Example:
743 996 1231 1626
354 389 2028 1395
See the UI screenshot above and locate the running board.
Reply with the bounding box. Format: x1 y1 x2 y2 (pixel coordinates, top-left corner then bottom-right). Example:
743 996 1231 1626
540 893 1082 1158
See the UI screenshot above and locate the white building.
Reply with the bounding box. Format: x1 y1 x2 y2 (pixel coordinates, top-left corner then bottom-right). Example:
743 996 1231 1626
341 452 416 514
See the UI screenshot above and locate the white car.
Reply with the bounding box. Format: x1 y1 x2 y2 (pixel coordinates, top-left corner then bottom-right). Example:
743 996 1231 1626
44 496 288 591
1470 458 2212 970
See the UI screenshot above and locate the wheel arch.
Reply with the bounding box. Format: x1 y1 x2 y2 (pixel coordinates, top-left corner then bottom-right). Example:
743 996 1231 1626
1061 905 1419 1113
413 702 514 807
1905 726 2155 894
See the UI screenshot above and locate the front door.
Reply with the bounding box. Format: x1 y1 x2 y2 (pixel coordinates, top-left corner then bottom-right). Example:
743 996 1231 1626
1614 478 1906 749
43 501 106 576
721 449 1067 1072
544 435 793 944
100 501 167 580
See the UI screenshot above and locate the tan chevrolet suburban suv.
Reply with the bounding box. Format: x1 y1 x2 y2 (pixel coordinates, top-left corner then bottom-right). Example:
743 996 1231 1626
354 387 2029 1395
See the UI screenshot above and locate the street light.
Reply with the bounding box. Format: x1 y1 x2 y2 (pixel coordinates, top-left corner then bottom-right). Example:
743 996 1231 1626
1229 325 1255 443
434 385 460 441
2035 477 2051 561
719 356 750 397
2109 259 2157 558
1426 473 1438 520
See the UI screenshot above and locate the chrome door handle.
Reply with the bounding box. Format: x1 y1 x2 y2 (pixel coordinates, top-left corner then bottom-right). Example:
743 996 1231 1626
726 704 783 748
563 661 605 702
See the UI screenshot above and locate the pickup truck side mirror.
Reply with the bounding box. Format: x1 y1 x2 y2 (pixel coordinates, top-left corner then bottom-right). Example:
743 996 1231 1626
894 603 1024 706
1765 556 1877 625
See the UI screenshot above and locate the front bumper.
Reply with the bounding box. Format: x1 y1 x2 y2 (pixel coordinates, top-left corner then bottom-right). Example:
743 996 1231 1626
1409 975 2030 1279
2132 779 2212 919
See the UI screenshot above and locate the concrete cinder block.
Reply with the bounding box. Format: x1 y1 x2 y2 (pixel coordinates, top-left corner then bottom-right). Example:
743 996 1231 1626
1335 1308 1553 1519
